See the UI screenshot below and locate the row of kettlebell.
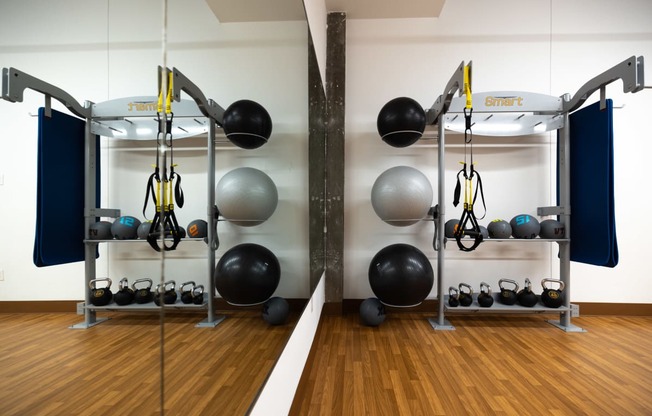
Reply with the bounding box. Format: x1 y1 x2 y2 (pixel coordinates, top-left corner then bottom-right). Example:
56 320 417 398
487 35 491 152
448 278 565 308
88 278 205 307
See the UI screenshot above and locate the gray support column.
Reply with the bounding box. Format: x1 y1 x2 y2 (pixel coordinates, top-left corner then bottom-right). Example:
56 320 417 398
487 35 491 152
308 33 326 294
83 102 97 327
324 12 345 310
559 109 571 327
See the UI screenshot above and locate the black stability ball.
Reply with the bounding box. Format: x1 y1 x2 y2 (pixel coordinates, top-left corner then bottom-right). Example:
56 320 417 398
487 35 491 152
377 97 426 148
214 243 280 306
368 243 434 307
223 99 272 149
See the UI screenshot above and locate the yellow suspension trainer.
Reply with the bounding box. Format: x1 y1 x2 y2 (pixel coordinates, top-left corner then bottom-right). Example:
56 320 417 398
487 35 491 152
452 65 486 252
143 70 185 251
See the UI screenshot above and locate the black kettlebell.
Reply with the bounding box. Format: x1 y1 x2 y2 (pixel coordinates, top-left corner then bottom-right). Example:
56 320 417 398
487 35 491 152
180 281 196 304
132 278 154 304
498 278 519 305
458 283 473 307
114 277 135 306
477 282 494 307
192 285 205 305
448 286 460 307
89 278 113 306
517 278 538 307
155 280 178 306
541 278 565 308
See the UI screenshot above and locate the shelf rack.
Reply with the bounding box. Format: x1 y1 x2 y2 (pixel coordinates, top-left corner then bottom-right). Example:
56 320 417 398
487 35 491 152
2 66 229 328
424 56 644 332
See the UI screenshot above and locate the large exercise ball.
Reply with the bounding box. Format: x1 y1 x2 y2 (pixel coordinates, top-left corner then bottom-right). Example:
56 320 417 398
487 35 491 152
214 243 281 306
540 219 565 239
510 214 540 239
89 221 113 240
216 167 278 226
262 296 289 325
369 243 434 307
186 219 208 238
488 219 512 239
111 216 141 240
371 166 433 226
359 297 386 327
377 97 426 148
223 99 272 149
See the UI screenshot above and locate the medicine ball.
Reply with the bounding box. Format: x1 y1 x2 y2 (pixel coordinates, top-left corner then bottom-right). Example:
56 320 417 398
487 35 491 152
371 166 433 226
510 214 540 239
369 243 434 307
377 97 426 148
187 219 208 238
111 216 141 240
137 221 152 239
89 221 113 240
479 225 489 239
359 297 386 327
262 296 290 325
487 219 512 239
216 167 278 226
223 99 272 149
444 219 459 238
214 243 281 306
539 219 565 239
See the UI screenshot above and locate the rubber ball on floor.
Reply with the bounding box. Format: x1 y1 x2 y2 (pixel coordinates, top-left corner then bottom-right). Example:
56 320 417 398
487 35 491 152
214 243 280 306
368 243 434 307
359 297 386 326
262 296 289 325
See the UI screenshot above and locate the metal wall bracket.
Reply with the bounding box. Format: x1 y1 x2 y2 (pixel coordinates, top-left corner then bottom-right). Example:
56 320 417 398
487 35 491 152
537 206 568 216
85 208 121 218
1 67 90 119
171 67 225 124
426 61 470 124
563 55 644 113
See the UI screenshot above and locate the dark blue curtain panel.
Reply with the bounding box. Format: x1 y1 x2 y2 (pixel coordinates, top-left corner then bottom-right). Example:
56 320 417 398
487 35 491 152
34 108 100 267
566 99 618 267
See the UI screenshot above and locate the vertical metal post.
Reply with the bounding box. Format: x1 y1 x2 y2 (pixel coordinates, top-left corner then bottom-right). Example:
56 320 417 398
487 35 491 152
206 120 216 324
83 101 96 327
429 121 454 330
558 106 571 327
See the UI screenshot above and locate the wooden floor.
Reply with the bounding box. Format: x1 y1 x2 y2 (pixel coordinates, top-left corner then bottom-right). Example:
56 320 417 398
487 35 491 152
290 313 652 415
0 311 295 416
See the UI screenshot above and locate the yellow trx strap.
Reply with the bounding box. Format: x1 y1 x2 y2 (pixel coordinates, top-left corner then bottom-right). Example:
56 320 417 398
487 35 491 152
157 70 174 114
463 64 472 109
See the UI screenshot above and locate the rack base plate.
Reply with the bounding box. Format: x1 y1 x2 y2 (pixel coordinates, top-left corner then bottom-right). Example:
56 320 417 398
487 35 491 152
428 317 455 331
546 319 587 332
69 317 110 329
196 315 226 328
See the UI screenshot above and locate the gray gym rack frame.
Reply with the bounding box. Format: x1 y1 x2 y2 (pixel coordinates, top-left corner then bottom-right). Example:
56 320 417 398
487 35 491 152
1 66 228 329
426 56 645 332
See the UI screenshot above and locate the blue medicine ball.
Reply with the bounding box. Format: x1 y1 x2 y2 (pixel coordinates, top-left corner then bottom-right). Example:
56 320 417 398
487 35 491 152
112 216 141 240
510 214 540 239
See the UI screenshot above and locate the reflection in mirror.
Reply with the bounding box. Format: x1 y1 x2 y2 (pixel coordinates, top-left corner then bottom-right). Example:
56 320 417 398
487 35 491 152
0 0 310 413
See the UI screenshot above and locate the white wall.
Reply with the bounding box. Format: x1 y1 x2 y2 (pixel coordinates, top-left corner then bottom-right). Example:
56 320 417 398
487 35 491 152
343 0 652 303
0 0 310 301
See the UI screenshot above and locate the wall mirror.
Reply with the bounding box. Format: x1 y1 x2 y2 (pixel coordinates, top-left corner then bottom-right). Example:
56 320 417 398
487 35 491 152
0 0 318 413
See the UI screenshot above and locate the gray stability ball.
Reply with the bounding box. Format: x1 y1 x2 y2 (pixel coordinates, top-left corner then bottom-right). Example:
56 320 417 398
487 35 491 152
216 167 278 227
359 297 386 326
262 296 289 325
371 166 433 226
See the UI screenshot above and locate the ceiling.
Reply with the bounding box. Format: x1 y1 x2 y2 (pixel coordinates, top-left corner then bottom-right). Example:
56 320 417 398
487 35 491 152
205 0 446 22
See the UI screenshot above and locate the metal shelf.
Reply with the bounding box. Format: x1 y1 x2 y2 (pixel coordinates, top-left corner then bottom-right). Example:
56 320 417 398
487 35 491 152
85 299 208 312
443 294 572 313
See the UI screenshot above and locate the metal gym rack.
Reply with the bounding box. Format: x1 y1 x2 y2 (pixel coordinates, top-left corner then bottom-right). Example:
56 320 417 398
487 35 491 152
1 66 228 328
424 56 645 332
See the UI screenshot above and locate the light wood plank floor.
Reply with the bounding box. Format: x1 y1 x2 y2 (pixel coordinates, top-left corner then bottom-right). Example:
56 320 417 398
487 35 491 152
0 311 295 416
290 313 652 415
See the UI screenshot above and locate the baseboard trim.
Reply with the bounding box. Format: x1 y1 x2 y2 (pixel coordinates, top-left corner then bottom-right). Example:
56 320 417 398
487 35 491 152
0 299 309 314
342 299 652 316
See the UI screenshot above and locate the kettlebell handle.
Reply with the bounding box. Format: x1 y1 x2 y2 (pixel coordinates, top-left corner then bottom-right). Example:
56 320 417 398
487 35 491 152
480 281 492 295
180 281 196 292
118 277 130 290
89 278 112 290
448 286 459 298
192 285 204 296
458 282 473 296
132 278 153 290
541 278 565 291
164 280 176 291
498 278 519 292
524 278 532 290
